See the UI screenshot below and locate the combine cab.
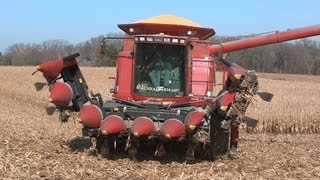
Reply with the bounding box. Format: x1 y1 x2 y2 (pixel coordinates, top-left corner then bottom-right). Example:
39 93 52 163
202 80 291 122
33 14 320 160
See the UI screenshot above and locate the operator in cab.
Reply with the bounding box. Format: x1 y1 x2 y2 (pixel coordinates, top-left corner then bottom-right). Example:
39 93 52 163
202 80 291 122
148 51 172 88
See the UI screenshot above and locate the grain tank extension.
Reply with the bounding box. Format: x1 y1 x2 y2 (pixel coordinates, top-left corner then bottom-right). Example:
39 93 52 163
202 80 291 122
33 15 320 160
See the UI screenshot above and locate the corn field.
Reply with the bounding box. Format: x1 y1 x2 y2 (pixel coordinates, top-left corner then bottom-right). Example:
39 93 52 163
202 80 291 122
0 66 319 179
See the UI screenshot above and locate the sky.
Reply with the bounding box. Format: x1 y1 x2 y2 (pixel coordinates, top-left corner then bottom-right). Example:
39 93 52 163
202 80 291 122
1 0 320 52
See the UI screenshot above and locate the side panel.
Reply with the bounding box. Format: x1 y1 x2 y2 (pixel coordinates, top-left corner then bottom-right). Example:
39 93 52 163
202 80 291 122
113 51 133 100
190 57 214 97
190 42 215 98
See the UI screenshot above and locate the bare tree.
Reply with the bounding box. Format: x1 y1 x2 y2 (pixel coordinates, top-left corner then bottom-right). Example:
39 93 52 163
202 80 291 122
1 34 319 75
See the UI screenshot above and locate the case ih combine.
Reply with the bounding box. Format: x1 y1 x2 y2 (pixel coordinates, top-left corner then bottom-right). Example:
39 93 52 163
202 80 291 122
33 15 320 160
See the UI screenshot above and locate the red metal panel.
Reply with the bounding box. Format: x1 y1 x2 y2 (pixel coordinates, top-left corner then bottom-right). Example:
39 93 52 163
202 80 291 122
160 119 185 139
49 82 73 107
123 38 134 51
113 51 133 100
100 115 125 135
190 57 214 96
131 117 156 137
38 58 78 78
209 24 320 55
184 111 205 132
218 91 237 107
38 58 63 78
78 105 103 128
227 63 247 86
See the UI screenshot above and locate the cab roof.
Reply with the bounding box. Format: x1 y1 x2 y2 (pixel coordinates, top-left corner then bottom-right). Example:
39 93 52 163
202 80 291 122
118 14 215 40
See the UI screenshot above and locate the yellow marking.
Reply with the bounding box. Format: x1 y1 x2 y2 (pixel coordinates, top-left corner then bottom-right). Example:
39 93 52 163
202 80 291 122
220 106 228 111
79 78 83 83
133 132 139 137
189 125 196 130
113 108 119 112
234 74 242 80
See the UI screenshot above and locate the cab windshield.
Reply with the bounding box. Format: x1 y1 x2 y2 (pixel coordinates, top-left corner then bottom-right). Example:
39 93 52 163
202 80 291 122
134 43 186 97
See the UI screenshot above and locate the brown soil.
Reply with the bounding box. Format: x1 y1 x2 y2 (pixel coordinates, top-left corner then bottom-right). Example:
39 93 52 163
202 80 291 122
259 72 320 83
0 66 319 179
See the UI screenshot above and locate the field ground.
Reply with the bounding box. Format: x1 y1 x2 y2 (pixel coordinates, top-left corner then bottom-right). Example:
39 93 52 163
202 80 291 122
0 66 319 179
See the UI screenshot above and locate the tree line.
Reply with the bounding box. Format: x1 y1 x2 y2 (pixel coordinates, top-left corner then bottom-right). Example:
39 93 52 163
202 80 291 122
213 37 320 75
0 34 319 75
0 33 123 67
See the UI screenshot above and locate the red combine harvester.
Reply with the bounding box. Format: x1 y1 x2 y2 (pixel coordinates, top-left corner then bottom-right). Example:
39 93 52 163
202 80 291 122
33 15 320 160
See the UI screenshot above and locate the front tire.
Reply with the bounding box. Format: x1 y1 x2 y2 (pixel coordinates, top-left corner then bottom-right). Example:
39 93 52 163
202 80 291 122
209 108 230 158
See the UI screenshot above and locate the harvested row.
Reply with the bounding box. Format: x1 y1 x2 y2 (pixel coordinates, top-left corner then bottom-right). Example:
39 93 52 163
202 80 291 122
1 66 320 179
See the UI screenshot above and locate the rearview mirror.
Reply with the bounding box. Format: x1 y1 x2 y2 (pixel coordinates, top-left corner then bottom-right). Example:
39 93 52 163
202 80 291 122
97 42 105 54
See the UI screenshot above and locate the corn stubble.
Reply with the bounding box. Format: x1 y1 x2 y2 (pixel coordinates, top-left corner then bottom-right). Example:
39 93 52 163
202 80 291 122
0 66 319 179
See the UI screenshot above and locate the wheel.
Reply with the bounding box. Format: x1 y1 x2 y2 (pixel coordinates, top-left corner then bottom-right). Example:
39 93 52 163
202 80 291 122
210 122 229 155
209 108 230 158
96 136 110 157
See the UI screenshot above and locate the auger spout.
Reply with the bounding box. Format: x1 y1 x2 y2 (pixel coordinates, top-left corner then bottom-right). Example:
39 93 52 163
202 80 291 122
209 24 320 55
